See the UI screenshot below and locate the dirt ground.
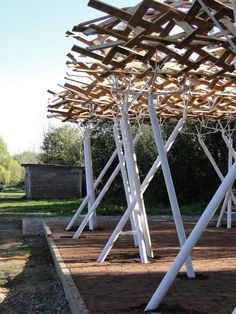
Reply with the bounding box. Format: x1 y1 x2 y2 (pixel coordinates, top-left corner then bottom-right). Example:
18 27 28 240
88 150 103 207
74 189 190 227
46 218 236 314
0 218 71 314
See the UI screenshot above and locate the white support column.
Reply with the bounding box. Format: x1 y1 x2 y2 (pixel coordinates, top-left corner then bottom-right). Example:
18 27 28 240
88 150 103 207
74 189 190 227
74 163 121 238
198 134 225 181
120 110 153 260
148 90 195 278
120 112 148 263
221 130 236 228
66 142 119 230
227 132 233 228
66 142 120 231
198 133 236 227
197 0 236 54
217 191 231 227
94 147 119 188
98 116 186 263
66 194 90 230
222 131 236 160
113 120 138 246
145 159 236 311
73 133 141 239
84 127 97 230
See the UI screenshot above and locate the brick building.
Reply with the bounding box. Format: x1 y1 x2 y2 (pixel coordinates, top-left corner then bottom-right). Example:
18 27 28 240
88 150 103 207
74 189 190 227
22 164 83 199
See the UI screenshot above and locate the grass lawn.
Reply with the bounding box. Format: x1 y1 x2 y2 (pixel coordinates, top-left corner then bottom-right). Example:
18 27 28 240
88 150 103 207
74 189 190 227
0 187 206 217
0 187 25 199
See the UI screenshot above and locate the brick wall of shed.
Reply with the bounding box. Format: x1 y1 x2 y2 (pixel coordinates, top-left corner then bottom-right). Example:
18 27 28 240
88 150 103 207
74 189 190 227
25 166 82 199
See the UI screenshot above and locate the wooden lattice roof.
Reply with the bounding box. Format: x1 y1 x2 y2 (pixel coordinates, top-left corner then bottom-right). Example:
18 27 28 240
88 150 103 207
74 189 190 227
48 0 236 123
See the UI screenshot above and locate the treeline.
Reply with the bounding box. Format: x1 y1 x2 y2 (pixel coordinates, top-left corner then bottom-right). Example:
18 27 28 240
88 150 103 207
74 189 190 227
0 137 22 185
0 126 83 185
0 124 229 206
91 123 228 206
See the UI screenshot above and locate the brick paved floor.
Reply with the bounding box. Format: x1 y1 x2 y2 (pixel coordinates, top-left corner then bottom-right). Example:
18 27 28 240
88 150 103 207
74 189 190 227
46 219 236 314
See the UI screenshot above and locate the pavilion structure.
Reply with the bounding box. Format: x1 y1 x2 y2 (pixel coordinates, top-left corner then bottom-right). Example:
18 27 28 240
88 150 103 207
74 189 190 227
48 0 236 311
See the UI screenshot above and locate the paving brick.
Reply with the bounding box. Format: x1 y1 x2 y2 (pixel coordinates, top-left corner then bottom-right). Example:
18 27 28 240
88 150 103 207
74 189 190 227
46 219 236 314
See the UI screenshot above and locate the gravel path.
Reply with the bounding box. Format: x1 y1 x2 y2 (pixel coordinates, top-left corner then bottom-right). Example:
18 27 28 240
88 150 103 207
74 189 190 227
0 218 71 314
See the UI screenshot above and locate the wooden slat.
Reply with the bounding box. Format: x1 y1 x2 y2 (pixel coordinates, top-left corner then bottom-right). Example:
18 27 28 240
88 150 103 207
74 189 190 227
72 45 104 61
88 0 153 29
47 0 236 124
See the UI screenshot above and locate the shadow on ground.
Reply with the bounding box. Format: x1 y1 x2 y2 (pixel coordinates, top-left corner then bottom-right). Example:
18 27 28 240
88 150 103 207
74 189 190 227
47 219 236 314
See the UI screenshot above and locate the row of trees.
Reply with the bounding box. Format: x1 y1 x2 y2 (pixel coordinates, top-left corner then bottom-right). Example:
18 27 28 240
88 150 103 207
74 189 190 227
0 123 229 206
0 137 22 185
91 123 228 205
0 125 82 185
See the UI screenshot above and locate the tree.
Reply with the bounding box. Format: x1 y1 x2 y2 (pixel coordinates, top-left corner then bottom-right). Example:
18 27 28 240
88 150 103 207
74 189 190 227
91 125 116 176
166 123 228 204
38 122 230 207
0 165 10 184
90 125 122 197
89 122 229 207
0 136 22 185
40 125 83 166
14 151 40 165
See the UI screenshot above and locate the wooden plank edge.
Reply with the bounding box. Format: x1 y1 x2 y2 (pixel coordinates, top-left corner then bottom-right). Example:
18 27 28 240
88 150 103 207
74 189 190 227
42 220 90 314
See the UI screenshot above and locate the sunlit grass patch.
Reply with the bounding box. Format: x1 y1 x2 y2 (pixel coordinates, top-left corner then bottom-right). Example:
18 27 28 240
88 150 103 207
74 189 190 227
0 188 206 218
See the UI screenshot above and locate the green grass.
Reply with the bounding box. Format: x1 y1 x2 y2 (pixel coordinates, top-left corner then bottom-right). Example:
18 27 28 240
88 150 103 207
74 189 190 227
0 196 206 218
0 188 206 217
0 198 81 217
0 187 25 199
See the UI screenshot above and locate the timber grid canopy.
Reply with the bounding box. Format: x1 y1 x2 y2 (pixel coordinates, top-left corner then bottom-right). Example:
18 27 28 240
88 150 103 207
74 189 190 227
48 0 236 124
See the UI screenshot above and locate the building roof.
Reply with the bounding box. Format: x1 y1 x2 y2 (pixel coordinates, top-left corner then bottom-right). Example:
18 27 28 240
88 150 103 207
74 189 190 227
22 163 83 169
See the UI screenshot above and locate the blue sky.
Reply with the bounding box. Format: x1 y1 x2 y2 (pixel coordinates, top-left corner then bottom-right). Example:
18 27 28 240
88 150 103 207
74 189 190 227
0 0 137 154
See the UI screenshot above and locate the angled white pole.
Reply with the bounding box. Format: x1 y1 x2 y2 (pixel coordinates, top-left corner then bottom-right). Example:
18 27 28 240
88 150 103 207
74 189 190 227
197 133 236 226
84 126 97 230
227 131 233 228
148 90 195 278
73 133 141 239
66 141 120 230
222 131 236 161
198 134 225 181
120 110 149 263
121 109 153 259
98 116 186 262
233 0 236 23
220 129 236 227
145 159 236 311
217 191 231 227
66 194 90 230
113 121 131 204
113 120 138 246
95 148 119 188
197 0 236 54
74 163 121 238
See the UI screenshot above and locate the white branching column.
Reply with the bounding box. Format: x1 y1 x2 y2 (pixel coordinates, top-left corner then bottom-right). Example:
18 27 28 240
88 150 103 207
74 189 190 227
227 131 233 228
98 116 187 263
72 131 141 240
120 109 153 259
197 132 236 228
67 137 120 231
218 127 236 228
84 126 97 230
113 119 138 247
148 90 195 278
